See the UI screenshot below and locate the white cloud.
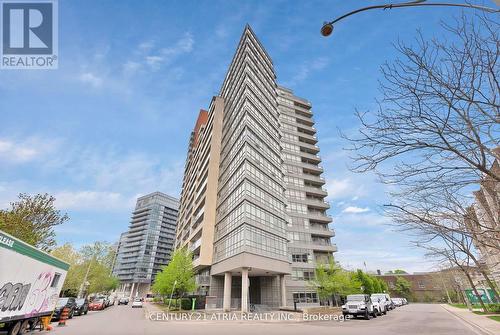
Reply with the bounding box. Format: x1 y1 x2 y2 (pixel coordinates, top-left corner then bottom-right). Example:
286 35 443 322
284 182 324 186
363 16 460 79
78 72 103 88
54 191 135 211
161 33 194 56
342 206 370 214
0 134 183 212
334 211 391 227
146 55 164 68
285 57 329 86
139 33 195 71
138 41 154 52
325 178 359 200
0 137 59 163
123 61 142 75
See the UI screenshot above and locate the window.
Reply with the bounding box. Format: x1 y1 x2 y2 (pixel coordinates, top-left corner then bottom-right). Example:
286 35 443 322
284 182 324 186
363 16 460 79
293 292 318 303
418 280 425 289
51 273 61 288
292 254 309 263
291 268 315 281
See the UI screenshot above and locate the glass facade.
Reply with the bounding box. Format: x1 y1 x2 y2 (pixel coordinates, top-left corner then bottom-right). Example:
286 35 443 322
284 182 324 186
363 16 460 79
213 26 288 264
113 192 179 285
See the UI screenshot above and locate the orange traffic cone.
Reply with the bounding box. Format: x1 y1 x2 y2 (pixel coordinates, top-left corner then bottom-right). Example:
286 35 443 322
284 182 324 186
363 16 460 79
58 307 69 326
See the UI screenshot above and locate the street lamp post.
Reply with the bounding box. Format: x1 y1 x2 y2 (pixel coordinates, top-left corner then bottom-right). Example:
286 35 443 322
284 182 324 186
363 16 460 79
320 0 499 37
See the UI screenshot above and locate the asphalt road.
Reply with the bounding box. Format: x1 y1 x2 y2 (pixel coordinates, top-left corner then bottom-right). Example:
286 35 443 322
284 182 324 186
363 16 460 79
44 303 480 335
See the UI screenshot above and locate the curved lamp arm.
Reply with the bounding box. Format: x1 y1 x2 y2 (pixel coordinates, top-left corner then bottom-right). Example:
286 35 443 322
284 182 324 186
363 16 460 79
321 0 499 36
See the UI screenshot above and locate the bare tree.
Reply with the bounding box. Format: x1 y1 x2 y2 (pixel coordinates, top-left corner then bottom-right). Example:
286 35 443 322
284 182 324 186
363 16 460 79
390 197 499 302
343 13 499 300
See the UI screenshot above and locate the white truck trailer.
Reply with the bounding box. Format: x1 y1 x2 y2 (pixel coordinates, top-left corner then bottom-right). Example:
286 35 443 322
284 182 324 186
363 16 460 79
0 230 69 335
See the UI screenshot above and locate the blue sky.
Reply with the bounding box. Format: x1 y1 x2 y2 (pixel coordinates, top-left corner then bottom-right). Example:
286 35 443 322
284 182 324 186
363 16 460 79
1 0 496 273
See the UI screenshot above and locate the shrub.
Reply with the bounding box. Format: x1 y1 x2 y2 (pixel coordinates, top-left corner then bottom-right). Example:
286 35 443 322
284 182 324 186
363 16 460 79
180 298 192 310
487 303 500 313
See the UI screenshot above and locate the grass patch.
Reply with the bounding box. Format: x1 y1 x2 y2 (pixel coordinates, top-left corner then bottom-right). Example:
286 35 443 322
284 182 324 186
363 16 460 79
488 315 500 322
448 303 486 309
449 303 468 309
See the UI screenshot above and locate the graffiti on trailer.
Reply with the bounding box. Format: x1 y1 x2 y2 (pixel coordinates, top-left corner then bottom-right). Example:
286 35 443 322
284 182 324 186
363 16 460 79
0 270 57 315
26 271 55 316
0 282 31 312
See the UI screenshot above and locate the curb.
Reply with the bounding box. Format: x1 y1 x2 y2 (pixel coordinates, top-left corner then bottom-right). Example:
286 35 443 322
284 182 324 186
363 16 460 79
440 305 493 335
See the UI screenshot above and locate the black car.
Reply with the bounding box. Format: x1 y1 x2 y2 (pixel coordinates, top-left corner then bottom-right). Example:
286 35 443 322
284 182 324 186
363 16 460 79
52 297 78 320
74 298 89 316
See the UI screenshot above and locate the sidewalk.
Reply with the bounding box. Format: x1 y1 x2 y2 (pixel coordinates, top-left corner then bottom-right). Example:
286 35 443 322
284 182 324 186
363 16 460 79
441 304 500 335
142 302 165 319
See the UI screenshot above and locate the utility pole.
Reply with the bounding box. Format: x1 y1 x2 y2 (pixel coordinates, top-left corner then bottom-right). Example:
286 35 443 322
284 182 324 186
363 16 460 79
168 280 177 310
78 257 94 298
438 270 452 304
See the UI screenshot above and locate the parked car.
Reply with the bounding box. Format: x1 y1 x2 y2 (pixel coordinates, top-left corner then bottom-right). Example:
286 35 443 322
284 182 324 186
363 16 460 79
392 298 404 307
386 295 395 310
89 298 106 311
370 294 387 315
342 294 376 320
131 298 143 308
371 293 392 312
74 298 89 316
95 295 111 308
106 296 116 307
402 298 408 305
118 297 129 305
52 297 78 320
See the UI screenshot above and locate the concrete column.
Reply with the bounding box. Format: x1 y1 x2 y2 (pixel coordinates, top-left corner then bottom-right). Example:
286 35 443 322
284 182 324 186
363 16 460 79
129 282 136 300
280 274 287 307
223 272 232 312
241 268 249 313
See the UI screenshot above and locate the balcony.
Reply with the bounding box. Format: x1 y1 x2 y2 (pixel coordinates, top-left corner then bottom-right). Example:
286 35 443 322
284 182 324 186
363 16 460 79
298 141 320 154
296 161 323 174
310 226 335 238
294 112 314 126
195 275 211 286
303 198 330 209
300 151 321 164
302 185 328 197
293 102 312 114
306 212 333 223
296 123 316 135
296 131 317 143
311 243 337 253
302 174 325 186
189 238 202 252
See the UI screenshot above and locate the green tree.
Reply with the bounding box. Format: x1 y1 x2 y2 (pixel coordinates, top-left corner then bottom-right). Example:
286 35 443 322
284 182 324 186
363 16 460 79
51 241 118 297
393 269 408 274
310 258 362 306
86 262 119 294
372 277 382 293
0 193 68 251
80 241 118 295
51 243 84 296
378 279 389 293
152 248 196 300
394 276 412 299
80 241 116 269
354 270 374 294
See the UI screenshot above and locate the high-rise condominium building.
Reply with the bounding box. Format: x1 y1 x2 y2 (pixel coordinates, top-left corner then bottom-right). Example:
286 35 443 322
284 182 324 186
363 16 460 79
465 151 500 286
175 26 336 312
113 192 179 298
